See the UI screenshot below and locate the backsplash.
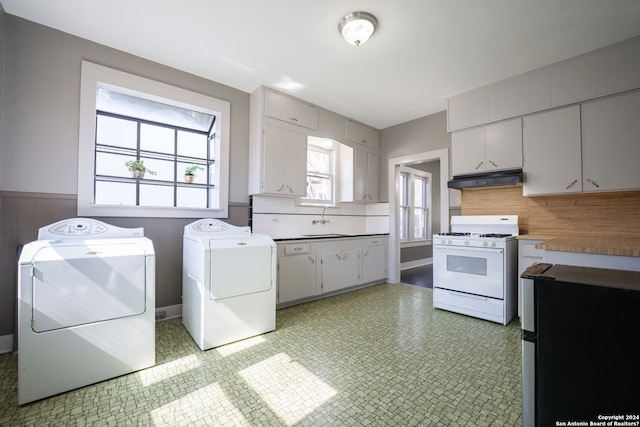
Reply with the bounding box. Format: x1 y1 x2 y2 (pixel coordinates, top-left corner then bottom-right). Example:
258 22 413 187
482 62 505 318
251 195 389 239
461 187 640 237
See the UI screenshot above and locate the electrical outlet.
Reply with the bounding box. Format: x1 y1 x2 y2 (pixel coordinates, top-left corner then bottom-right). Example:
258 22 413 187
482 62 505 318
155 310 166 321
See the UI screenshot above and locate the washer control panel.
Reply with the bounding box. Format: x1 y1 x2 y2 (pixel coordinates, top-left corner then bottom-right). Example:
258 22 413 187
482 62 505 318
186 219 251 236
38 219 144 239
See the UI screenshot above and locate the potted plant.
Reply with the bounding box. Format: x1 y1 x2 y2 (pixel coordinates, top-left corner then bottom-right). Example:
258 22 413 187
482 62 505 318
184 165 204 183
125 160 157 179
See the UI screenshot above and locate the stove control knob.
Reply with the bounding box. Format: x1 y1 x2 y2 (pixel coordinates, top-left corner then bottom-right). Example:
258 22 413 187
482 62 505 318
465 241 469 246
447 240 452 245
492 242 496 247
483 241 488 247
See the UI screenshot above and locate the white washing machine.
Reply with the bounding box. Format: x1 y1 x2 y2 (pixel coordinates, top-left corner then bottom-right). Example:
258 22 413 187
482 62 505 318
17 218 155 405
182 219 276 350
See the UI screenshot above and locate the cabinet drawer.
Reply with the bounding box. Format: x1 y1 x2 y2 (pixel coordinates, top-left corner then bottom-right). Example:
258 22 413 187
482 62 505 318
264 90 318 130
521 243 544 258
284 243 310 255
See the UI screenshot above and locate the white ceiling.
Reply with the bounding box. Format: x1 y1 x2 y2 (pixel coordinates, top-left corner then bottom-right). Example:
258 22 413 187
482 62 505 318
2 0 640 129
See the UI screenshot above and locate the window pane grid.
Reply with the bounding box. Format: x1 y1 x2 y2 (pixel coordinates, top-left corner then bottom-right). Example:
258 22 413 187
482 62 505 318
95 110 214 208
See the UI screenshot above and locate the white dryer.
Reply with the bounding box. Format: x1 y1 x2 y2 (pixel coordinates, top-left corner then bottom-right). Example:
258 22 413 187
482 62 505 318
17 218 155 405
182 219 276 350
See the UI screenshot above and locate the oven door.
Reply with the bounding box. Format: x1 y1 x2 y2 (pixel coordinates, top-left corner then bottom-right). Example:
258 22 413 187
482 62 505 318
433 245 504 299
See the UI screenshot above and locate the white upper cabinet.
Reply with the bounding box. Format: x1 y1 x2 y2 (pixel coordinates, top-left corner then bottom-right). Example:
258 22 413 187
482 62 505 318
264 89 318 130
447 36 640 132
261 126 307 196
451 127 486 175
345 119 379 149
340 146 379 202
485 119 523 171
581 90 640 192
523 105 582 195
451 118 522 176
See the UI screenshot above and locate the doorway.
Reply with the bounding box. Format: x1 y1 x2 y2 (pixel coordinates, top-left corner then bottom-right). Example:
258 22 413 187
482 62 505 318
387 148 449 283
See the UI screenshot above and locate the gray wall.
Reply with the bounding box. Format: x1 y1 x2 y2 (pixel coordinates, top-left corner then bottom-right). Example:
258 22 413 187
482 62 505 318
0 15 251 338
379 111 450 264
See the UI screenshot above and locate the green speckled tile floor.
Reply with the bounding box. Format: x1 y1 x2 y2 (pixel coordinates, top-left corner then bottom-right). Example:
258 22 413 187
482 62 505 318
0 284 522 426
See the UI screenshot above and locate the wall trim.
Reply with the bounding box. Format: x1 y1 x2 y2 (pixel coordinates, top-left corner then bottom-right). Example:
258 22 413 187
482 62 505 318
156 304 182 321
0 191 76 199
0 334 14 354
401 258 433 270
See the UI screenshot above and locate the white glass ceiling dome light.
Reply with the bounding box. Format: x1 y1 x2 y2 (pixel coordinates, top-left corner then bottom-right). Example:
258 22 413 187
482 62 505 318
338 11 378 46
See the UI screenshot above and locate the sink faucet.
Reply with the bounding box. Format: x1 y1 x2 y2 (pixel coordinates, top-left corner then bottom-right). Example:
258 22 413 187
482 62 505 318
312 206 331 225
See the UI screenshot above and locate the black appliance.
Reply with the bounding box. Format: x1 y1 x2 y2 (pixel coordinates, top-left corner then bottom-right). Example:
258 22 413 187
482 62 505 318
447 168 523 189
520 263 640 427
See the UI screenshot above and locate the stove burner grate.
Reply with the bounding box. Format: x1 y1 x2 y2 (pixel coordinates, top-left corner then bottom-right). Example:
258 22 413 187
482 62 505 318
439 232 470 236
478 233 512 238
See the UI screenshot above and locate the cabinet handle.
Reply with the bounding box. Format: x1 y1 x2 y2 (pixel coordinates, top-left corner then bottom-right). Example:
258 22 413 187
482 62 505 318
287 185 293 193
489 160 498 167
565 179 578 190
336 254 341 260
475 161 484 170
277 184 285 192
361 139 367 144
290 117 298 122
586 178 600 188
308 256 315 263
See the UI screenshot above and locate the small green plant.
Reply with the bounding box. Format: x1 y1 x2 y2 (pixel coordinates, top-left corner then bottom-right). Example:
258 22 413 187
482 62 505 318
125 160 157 175
184 165 204 175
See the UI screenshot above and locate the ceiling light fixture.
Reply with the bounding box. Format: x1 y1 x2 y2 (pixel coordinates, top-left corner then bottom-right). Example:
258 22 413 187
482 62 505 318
338 11 378 46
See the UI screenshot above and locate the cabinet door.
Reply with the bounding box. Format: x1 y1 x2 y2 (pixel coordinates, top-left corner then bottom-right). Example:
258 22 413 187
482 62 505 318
321 251 343 293
264 89 318 130
484 118 522 171
262 126 307 196
363 244 386 283
345 120 379 148
365 152 379 202
523 105 582 195
353 150 367 201
278 254 316 303
340 249 361 288
581 91 640 192
451 127 486 175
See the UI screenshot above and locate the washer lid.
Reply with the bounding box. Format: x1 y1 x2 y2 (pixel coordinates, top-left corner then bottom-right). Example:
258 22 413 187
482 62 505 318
30 243 148 332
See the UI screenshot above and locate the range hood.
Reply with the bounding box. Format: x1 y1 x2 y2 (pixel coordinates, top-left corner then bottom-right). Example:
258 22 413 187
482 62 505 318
447 168 523 190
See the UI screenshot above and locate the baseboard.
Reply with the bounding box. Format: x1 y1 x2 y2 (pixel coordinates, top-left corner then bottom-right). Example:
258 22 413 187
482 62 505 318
155 304 182 322
0 334 14 354
401 258 433 271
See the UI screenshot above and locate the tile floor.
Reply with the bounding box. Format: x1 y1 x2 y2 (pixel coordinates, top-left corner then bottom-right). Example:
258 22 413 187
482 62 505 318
0 284 522 426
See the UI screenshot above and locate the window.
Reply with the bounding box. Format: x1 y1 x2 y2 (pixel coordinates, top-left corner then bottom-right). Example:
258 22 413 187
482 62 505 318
300 137 338 206
78 61 230 218
399 166 431 242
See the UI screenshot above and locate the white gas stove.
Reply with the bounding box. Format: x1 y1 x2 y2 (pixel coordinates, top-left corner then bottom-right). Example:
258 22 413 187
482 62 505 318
433 215 519 325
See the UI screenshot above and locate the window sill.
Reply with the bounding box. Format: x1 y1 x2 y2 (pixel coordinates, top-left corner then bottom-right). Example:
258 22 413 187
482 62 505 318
78 204 227 219
400 239 432 248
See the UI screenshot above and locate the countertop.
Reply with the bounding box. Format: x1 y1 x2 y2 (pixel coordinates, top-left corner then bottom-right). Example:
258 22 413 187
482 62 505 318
273 233 389 242
535 236 640 257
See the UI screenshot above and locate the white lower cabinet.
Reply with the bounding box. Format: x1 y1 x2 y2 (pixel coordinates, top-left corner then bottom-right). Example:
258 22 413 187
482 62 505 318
363 240 387 283
321 248 361 293
277 247 317 304
277 236 388 306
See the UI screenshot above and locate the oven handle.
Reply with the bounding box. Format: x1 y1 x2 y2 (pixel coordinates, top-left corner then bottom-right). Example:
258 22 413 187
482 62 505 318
441 289 487 300
433 245 503 254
